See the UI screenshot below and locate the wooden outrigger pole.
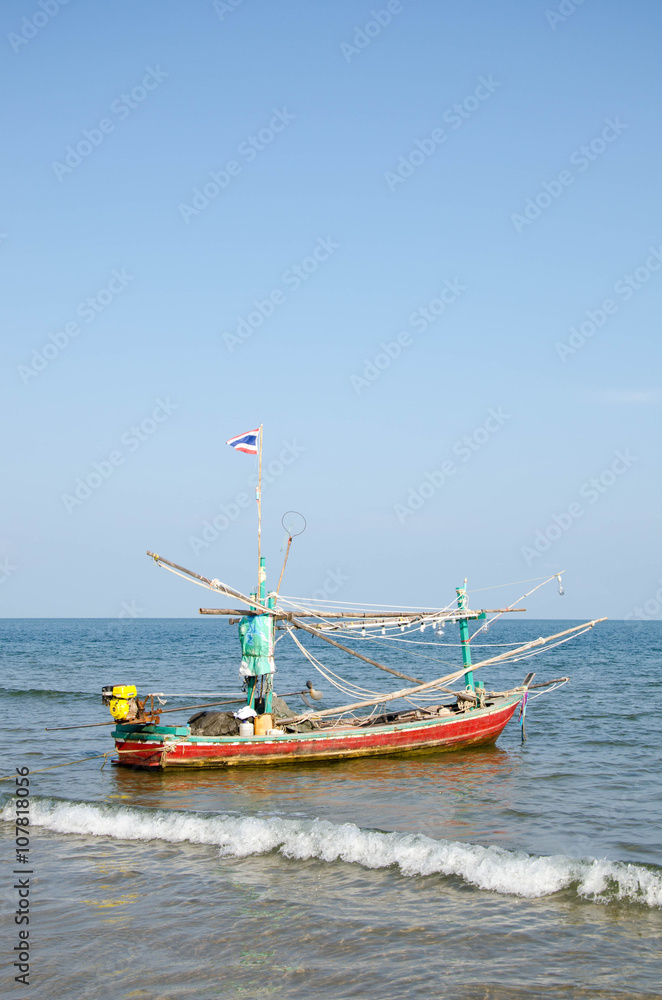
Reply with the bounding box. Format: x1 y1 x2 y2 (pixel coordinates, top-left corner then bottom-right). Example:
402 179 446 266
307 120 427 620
146 553 560 697
146 552 424 684
277 618 607 725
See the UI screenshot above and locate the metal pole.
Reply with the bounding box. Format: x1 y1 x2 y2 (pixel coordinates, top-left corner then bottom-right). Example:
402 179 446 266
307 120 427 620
456 584 475 693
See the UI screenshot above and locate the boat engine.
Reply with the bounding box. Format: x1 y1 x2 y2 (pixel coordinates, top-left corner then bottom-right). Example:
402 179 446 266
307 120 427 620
102 684 138 722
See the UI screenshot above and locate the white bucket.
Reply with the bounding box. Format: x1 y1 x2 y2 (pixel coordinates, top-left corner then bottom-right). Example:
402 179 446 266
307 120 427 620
239 721 254 737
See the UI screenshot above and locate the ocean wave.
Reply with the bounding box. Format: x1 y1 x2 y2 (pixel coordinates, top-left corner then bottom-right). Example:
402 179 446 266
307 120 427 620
4 798 661 908
0 686 95 699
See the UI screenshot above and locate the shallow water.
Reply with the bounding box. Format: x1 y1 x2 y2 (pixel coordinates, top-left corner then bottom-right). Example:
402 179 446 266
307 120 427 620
1 619 661 998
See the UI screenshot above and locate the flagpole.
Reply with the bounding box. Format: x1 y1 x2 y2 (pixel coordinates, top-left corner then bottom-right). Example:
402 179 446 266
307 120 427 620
257 424 263 590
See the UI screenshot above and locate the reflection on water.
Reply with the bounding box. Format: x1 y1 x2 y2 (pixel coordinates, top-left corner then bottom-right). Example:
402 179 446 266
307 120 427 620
105 743 523 844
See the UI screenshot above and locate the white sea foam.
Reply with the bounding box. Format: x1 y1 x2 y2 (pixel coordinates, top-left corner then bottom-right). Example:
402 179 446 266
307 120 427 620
4 799 662 907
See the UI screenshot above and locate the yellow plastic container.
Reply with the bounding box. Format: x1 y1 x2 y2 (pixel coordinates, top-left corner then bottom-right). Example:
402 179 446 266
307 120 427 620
254 714 273 736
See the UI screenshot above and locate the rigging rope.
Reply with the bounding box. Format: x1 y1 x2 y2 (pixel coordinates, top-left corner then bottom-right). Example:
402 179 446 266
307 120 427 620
286 628 383 699
468 572 562 644
468 573 563 593
278 595 451 611
505 627 594 662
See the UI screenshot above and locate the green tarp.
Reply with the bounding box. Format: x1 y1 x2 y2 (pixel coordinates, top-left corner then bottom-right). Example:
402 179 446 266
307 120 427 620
238 614 275 676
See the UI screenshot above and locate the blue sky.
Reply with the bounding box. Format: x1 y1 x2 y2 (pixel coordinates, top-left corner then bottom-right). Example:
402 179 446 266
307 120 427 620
1 0 660 619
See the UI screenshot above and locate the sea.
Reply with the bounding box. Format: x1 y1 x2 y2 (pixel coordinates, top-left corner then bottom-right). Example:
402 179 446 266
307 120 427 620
1 618 661 1000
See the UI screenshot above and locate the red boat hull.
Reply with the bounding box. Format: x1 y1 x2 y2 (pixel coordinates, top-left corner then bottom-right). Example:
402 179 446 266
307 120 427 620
112 697 521 769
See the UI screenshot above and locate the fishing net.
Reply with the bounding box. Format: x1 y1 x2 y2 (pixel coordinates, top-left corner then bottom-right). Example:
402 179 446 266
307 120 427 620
187 711 239 736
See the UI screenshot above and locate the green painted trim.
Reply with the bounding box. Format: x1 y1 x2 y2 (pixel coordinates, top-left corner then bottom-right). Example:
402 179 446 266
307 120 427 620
456 585 475 692
113 723 190 737
113 695 521 746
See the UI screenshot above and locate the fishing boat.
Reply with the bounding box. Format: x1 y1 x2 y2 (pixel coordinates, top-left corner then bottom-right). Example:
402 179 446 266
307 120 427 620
102 427 605 769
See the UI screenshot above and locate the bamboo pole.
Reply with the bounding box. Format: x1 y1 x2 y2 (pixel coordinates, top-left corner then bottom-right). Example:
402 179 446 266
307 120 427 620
257 424 263 594
147 553 263 606
148 553 592 696
285 619 422 684
150 555 525 621
275 535 292 596
277 619 606 724
148 553 421 683
198 608 526 618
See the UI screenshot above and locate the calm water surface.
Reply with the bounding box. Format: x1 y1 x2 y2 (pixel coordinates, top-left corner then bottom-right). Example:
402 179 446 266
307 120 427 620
1 619 661 999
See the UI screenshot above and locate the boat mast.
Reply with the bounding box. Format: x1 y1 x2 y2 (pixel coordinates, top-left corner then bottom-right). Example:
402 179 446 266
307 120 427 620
456 582 475 694
256 423 263 591
248 425 274 717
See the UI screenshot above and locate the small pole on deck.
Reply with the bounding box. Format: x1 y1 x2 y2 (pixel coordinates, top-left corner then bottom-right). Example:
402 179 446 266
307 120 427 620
276 535 293 596
456 583 475 694
265 588 276 714
246 589 259 709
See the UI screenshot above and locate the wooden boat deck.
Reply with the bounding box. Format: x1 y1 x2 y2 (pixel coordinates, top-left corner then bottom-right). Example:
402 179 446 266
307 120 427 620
111 694 521 769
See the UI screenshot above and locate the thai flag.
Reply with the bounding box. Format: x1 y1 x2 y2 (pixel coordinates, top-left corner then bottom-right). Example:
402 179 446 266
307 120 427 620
226 428 259 455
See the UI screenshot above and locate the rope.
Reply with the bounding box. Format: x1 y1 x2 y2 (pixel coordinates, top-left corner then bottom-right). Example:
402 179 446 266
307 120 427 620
506 628 593 662
322 631 459 669
278 595 449 611
468 572 562 644
277 593 465 644
0 753 116 780
0 736 191 782
0 747 150 781
280 594 452 642
528 678 569 699
468 574 562 593
287 629 383 699
342 634 524 648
